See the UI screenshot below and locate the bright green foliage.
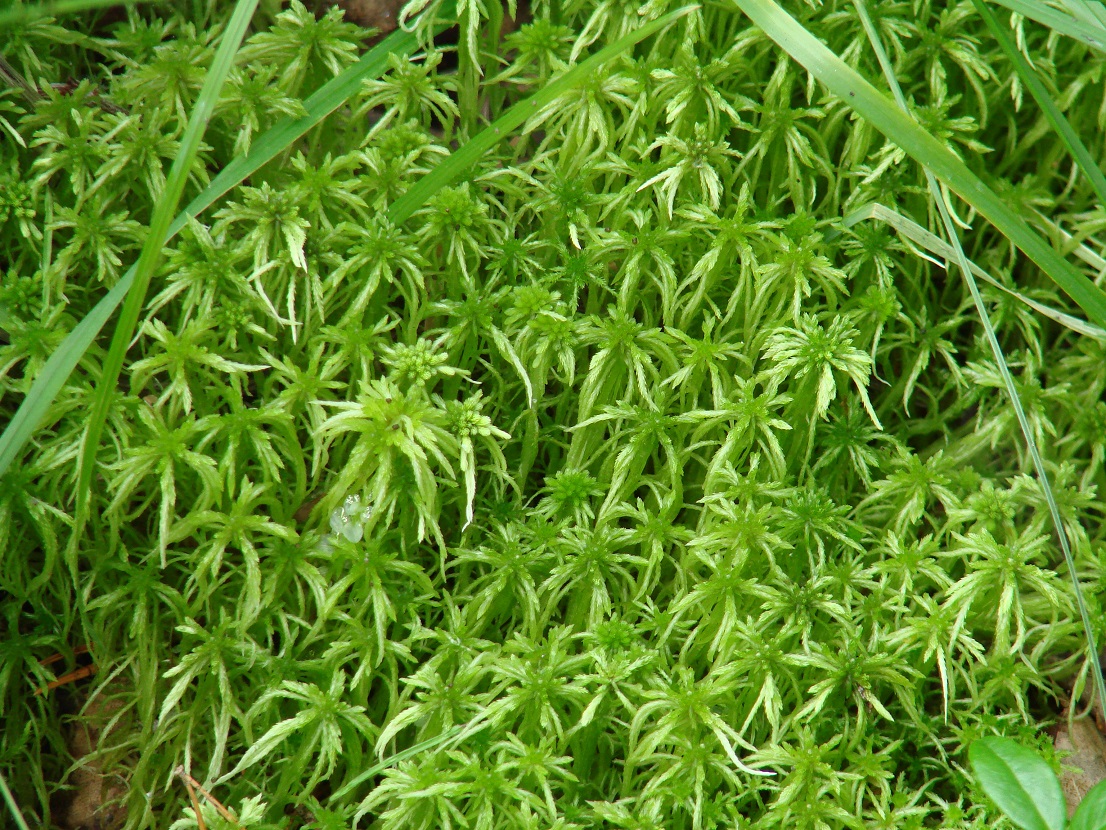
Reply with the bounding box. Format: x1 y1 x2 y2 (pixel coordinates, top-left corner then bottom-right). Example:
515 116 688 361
2 0 1106 828
969 734 1106 830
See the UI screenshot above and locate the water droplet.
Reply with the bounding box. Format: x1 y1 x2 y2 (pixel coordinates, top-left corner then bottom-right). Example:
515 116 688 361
328 495 370 542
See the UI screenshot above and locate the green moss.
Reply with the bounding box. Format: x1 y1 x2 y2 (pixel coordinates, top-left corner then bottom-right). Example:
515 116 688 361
2 0 1106 828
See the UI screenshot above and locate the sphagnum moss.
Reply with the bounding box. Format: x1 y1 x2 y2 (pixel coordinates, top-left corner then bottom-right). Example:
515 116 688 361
2 0 1106 828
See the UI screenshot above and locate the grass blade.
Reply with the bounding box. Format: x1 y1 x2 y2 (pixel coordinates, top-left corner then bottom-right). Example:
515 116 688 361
854 0 1106 725
0 1 681 480
193 21 422 230
0 17 433 479
838 203 1106 339
1063 0 1106 32
729 0 1106 332
987 0 1106 50
971 0 1106 209
72 0 261 542
329 719 492 803
386 4 699 224
0 771 32 830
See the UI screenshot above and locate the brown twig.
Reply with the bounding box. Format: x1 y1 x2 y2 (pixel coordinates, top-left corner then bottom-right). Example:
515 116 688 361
181 773 207 830
34 644 97 695
0 55 41 103
34 664 99 696
38 643 90 667
174 767 241 829
0 54 127 114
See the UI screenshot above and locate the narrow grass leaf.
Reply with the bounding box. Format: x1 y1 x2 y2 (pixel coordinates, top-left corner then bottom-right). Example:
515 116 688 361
0 771 32 830
386 4 699 225
839 203 1106 338
0 56 41 104
0 17 435 479
969 737 1065 830
1063 0 1106 41
73 0 260 534
729 0 1106 332
972 0 1106 209
194 18 424 228
988 0 1106 51
855 0 1106 723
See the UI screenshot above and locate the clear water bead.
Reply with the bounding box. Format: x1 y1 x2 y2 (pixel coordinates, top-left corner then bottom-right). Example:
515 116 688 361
330 494 372 543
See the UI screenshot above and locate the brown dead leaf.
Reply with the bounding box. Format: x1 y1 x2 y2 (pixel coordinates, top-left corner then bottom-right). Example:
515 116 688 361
319 0 405 31
1055 716 1106 818
60 692 129 830
316 0 527 37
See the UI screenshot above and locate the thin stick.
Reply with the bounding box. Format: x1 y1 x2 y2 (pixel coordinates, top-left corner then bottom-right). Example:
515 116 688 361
34 664 99 696
181 774 206 830
0 55 40 103
174 767 240 829
37 643 90 667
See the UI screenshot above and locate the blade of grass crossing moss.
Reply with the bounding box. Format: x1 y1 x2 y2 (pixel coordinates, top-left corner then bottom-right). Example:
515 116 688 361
386 4 699 225
72 0 261 564
0 0 161 26
0 19 434 480
987 0 1106 51
1035 212 1106 279
928 83 1106 739
728 0 1106 332
854 0 1106 724
837 203 1106 339
340 718 496 820
971 0 1106 209
1061 0 1106 33
328 721 486 803
198 13 428 224
0 56 41 104
0 770 32 830
0 0 667 479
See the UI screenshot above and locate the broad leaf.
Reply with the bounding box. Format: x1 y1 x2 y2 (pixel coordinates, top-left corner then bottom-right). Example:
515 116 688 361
970 737 1065 830
1070 777 1106 830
